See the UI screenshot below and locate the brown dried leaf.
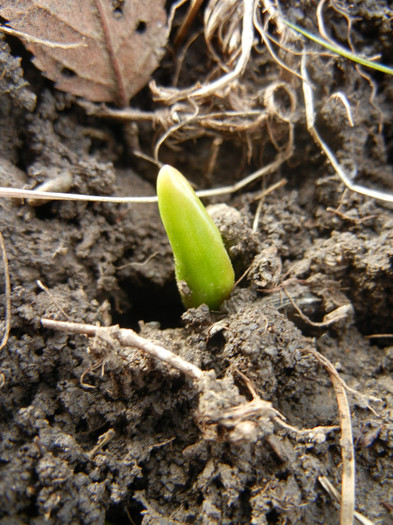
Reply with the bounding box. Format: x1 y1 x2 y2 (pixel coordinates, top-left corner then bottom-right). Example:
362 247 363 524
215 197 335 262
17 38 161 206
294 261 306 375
0 0 169 105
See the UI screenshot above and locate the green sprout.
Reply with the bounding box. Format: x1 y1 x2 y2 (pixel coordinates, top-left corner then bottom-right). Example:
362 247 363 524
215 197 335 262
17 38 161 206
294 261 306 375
157 165 235 310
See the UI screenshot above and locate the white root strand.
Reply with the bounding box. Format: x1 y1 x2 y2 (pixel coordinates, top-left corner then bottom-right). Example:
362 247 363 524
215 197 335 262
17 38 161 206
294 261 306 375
41 318 204 380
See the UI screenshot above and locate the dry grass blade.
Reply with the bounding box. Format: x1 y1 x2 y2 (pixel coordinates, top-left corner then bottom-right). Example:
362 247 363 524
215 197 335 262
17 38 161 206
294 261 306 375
152 0 256 105
0 0 169 105
305 347 356 525
330 373 355 525
204 0 242 70
191 0 255 99
319 477 376 525
174 0 204 48
0 232 11 351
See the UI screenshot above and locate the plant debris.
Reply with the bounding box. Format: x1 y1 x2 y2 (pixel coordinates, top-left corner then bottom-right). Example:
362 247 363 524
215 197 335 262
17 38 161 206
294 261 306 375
0 0 169 105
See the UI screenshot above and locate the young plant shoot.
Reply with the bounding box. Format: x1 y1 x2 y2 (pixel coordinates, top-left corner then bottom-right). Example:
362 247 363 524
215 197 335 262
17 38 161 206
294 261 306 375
157 165 235 310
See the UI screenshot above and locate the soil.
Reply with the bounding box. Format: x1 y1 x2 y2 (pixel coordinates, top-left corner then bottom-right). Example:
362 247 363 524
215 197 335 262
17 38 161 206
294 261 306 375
1 2 393 525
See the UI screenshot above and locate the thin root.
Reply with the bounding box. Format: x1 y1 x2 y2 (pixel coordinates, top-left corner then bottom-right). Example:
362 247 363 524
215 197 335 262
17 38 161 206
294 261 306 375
301 54 393 204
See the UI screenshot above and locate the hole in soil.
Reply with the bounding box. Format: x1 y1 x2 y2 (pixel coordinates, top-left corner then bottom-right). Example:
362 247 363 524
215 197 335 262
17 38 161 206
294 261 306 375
239 487 252 521
135 20 146 33
33 203 59 220
266 508 280 524
60 66 77 78
75 419 89 433
276 469 289 481
113 279 184 330
107 500 144 525
212 476 224 490
206 330 226 352
73 461 89 475
113 7 123 18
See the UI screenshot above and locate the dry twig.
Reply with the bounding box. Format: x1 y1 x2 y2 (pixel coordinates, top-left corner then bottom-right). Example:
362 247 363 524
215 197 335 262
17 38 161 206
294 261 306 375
40 317 283 444
41 318 204 380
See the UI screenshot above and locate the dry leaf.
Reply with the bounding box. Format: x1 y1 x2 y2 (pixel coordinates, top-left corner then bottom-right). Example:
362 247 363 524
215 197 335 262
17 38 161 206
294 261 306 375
0 0 169 105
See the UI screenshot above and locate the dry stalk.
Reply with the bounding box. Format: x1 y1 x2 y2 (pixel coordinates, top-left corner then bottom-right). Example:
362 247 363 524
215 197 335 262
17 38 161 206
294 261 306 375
153 108 268 161
157 0 256 104
75 0 299 172
365 333 393 340
274 418 339 442
88 428 116 457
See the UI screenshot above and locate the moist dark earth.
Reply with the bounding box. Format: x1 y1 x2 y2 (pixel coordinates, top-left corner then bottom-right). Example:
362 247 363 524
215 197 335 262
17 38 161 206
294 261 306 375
1 2 393 524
